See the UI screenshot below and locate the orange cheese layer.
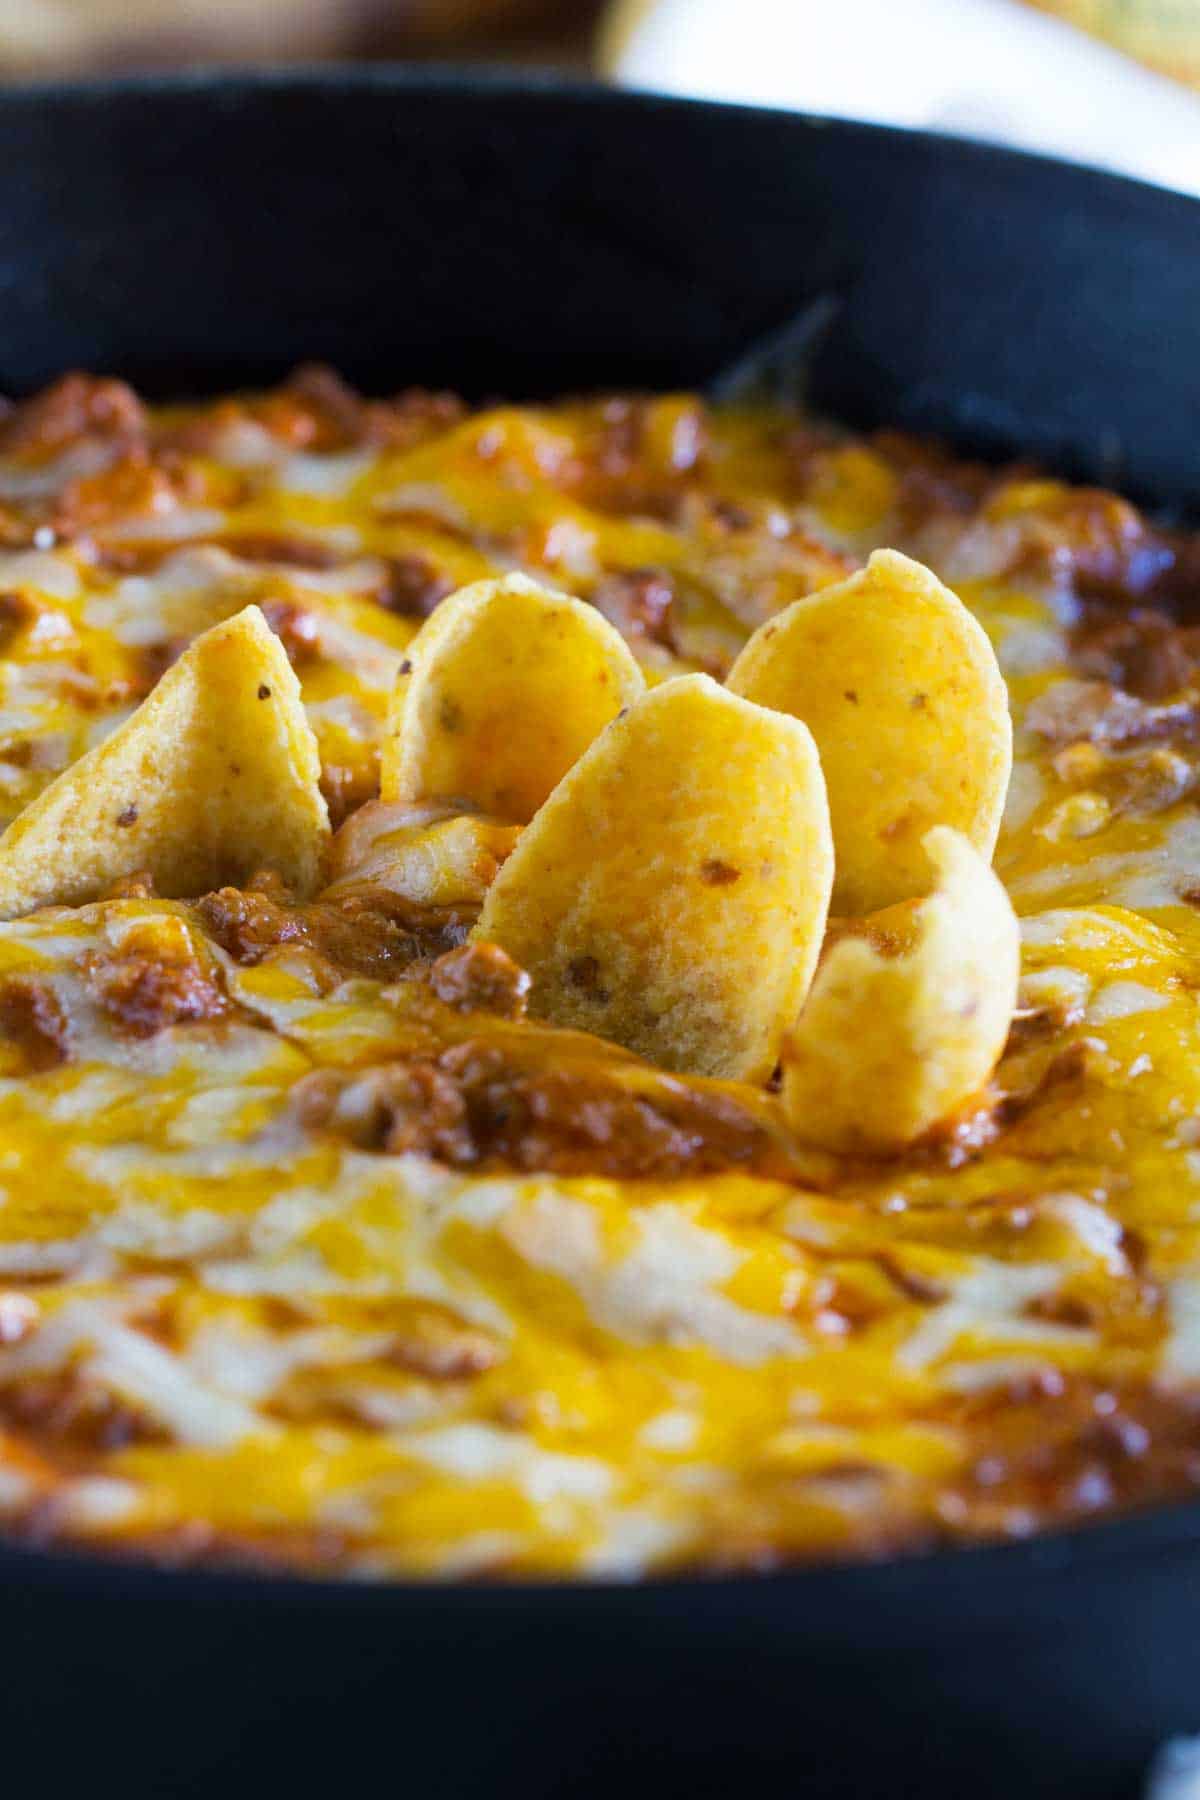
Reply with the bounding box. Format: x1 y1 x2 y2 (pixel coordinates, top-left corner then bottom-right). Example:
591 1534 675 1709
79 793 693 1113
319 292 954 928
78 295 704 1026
0 371 1196 1577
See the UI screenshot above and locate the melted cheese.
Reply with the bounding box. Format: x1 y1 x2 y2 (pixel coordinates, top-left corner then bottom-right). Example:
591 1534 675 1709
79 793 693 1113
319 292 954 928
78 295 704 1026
0 381 1196 1578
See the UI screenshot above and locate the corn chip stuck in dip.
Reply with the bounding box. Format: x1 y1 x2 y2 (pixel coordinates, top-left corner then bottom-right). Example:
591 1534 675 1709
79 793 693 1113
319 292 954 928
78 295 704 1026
0 367 1195 1579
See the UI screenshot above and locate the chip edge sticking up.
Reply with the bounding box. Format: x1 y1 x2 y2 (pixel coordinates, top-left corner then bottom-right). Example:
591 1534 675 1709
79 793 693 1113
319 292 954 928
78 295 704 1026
475 671 835 1082
781 825 1021 1155
380 573 646 823
727 548 1013 915
0 604 329 920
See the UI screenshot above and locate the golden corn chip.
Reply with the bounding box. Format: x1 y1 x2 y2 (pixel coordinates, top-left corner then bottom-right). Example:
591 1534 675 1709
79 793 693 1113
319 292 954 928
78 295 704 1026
727 549 1012 913
475 673 834 1081
380 574 645 822
322 799 521 911
0 606 328 918
781 827 1020 1154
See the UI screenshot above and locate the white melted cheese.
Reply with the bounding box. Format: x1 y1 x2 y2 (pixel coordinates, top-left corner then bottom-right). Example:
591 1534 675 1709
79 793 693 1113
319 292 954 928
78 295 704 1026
184 1316 387 1405
276 451 373 497
0 1288 262 1446
638 1410 700 1452
1160 1279 1200 1382
373 481 472 532
1018 964 1092 1012
0 548 81 600
402 1422 613 1504
97 1204 243 1262
1013 814 1200 912
1087 981 1172 1025
502 1189 800 1364
580 1508 690 1577
0 442 112 500
996 622 1067 677
1040 1193 1127 1274
88 1316 264 1447
101 507 227 544
51 1476 140 1531
81 546 252 645
1114 814 1200 910
1001 759 1046 832
897 1259 1079 1371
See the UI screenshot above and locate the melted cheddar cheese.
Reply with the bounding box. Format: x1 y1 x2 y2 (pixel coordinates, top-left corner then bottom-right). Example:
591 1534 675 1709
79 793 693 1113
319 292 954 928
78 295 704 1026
0 368 1198 1577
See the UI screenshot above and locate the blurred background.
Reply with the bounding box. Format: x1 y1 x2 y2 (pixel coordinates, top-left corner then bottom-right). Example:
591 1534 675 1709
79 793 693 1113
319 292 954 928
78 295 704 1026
0 0 1197 194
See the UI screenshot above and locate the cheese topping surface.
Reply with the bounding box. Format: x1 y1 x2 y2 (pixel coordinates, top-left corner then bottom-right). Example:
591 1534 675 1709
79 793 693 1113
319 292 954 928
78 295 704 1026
0 369 1198 1578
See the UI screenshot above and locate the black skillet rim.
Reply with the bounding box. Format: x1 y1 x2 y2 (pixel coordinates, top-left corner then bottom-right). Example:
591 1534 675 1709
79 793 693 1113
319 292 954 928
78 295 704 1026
0 64 1198 1610
0 59 1192 208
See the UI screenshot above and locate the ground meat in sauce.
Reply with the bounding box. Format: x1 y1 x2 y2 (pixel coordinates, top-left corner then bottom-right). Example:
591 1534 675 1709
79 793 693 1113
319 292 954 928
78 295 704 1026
292 1039 801 1180
10 368 1200 1577
377 1302 501 1381
318 760 382 835
195 883 466 981
258 598 323 666
0 591 36 654
79 938 228 1038
0 373 147 460
1017 493 1200 613
1071 605 1200 701
0 1371 167 1455
1024 678 1198 747
377 553 454 617
589 568 679 651
429 941 530 1018
937 1377 1200 1540
265 366 465 455
154 368 463 462
0 977 69 1070
219 532 348 571
871 430 1003 524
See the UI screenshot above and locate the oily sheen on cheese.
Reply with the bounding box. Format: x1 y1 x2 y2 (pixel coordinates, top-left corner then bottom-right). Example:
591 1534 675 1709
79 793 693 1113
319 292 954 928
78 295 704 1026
0 368 1197 1578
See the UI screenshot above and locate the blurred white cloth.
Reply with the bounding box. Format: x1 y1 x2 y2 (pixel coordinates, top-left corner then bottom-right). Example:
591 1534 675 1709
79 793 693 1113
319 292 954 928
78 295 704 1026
602 0 1200 196
1147 1737 1200 1800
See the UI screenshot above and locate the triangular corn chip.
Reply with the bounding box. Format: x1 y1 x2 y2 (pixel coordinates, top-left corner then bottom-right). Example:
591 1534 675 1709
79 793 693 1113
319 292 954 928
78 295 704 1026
380 574 645 821
0 606 329 918
727 549 1012 914
475 673 834 1081
781 827 1020 1154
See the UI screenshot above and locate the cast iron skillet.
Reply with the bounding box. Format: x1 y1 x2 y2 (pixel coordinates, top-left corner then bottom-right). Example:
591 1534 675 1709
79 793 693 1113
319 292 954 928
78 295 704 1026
2 70 1200 1800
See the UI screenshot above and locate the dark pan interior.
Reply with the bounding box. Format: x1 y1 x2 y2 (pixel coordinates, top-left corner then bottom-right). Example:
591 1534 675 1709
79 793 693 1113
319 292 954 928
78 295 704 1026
0 69 1198 511
1 71 1200 1800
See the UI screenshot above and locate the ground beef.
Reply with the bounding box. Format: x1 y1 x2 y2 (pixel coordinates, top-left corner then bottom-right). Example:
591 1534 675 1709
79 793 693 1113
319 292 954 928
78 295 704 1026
1014 491 1200 613
937 1377 1200 1541
194 887 314 966
195 882 463 981
0 1371 167 1455
0 373 146 460
50 454 182 540
589 568 678 651
257 365 465 454
0 590 36 655
221 532 347 570
378 1302 502 1380
0 977 70 1070
429 942 530 1018
292 1037 802 1180
872 430 1003 525
1071 605 1200 701
1024 678 1197 747
319 759 383 835
258 598 324 667
377 553 454 617
79 934 229 1038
